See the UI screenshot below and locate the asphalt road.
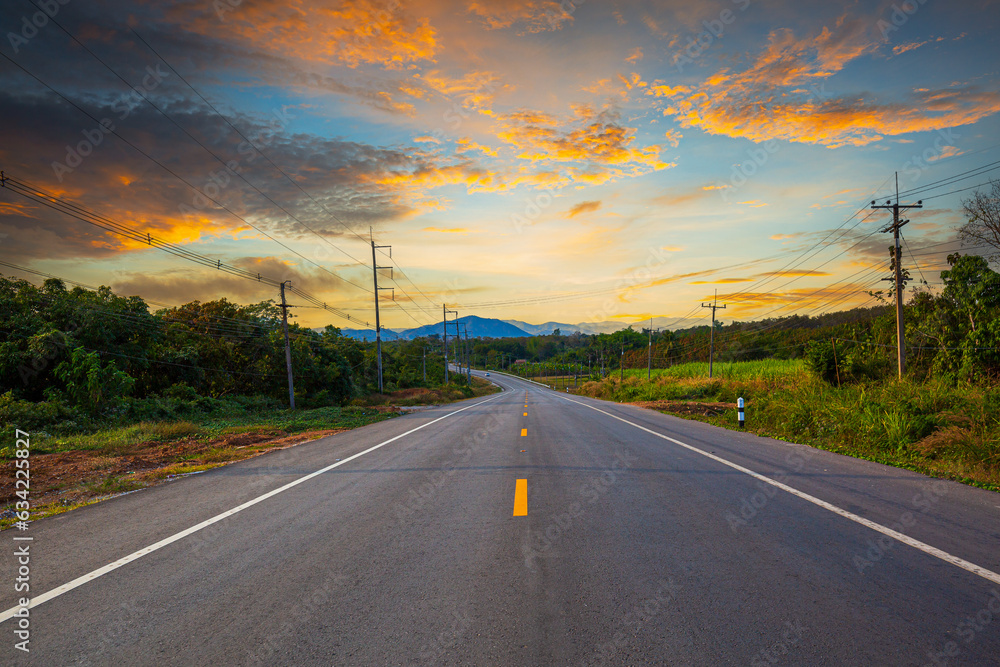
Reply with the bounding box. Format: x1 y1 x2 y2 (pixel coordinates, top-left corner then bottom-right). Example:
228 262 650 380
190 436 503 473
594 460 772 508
3 371 1000 665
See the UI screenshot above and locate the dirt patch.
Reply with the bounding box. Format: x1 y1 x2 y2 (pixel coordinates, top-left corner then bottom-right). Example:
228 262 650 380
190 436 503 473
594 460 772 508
631 400 736 418
0 428 347 516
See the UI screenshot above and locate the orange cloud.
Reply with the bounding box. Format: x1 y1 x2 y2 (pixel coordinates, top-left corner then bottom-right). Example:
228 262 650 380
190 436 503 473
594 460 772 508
466 0 575 32
495 108 671 172
419 70 505 113
690 278 753 284
625 48 644 64
198 0 439 69
657 17 1000 147
757 270 832 277
455 137 499 157
567 200 601 218
893 37 944 55
422 227 474 233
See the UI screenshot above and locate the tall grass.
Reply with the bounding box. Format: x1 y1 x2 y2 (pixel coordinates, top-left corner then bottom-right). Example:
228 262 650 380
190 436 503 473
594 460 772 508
626 359 807 383
583 360 1000 489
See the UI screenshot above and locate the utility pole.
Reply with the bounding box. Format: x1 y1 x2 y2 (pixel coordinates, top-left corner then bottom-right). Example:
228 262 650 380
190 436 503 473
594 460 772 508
370 230 392 394
422 347 426 383
872 174 922 379
702 290 726 378
620 343 624 382
279 280 295 410
647 316 654 381
464 324 471 383
443 306 458 383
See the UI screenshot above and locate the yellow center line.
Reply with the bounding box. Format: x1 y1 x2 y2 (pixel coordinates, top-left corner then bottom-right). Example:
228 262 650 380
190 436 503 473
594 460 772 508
520 428 527 436
513 479 527 516
523 412 527 416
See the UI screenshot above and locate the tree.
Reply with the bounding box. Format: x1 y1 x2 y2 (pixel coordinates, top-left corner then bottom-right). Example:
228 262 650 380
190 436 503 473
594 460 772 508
54 347 135 413
960 179 1000 262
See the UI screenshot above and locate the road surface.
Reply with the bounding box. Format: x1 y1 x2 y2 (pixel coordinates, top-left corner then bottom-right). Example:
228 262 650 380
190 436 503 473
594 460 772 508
3 372 1000 665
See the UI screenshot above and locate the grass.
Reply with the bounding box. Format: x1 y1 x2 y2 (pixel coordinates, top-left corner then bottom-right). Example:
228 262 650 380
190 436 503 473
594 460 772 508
1 382 502 529
575 360 1000 491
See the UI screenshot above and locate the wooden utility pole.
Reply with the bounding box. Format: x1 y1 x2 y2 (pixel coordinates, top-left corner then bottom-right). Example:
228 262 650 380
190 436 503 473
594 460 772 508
370 230 392 393
872 174 922 379
465 323 471 384
443 306 457 383
702 290 726 378
279 280 295 410
422 347 426 383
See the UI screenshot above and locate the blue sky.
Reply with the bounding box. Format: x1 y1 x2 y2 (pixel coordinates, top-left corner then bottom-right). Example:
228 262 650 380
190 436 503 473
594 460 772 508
1 0 999 329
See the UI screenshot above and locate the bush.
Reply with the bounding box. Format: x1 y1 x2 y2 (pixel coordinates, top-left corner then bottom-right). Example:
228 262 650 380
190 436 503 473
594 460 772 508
805 340 839 384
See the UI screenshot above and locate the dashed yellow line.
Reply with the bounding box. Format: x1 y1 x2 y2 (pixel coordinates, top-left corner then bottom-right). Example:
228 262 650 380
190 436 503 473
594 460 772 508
520 428 527 437
523 412 527 417
513 479 527 516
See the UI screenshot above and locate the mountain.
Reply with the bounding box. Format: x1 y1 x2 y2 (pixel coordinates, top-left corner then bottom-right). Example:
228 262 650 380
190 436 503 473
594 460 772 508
502 320 622 335
405 315 530 339
337 317 529 341
336 315 711 341
339 328 394 342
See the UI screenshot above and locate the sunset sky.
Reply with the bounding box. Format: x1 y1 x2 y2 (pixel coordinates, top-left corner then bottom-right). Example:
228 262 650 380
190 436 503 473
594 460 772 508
2 0 999 331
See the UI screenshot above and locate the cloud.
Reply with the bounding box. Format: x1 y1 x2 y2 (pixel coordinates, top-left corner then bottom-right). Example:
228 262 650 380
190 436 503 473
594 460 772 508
757 270 832 277
181 0 439 69
111 256 360 307
625 48 644 64
567 200 602 218
418 70 506 114
927 145 964 162
892 37 944 55
770 233 801 240
421 226 475 233
496 107 671 171
656 16 1000 147
689 278 753 284
466 0 575 32
722 284 875 315
0 85 488 264
455 137 499 157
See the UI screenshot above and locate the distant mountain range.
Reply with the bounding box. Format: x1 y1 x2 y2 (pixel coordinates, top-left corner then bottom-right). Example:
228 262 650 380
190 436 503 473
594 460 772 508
337 315 712 341
339 315 530 341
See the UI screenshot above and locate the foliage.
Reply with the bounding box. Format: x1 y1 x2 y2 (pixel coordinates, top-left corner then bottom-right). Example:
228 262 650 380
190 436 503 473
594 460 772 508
576 361 1000 489
0 275 468 412
54 347 135 413
960 179 1000 263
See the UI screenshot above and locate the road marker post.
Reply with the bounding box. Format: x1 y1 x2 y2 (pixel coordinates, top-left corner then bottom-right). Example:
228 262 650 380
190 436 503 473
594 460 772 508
738 397 745 429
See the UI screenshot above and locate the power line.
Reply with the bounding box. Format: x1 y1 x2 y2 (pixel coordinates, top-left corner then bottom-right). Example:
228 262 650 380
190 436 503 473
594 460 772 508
129 27 441 324
0 174 368 326
0 51 373 303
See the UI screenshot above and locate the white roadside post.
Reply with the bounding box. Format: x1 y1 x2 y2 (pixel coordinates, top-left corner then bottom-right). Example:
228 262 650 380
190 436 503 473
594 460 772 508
737 397 745 429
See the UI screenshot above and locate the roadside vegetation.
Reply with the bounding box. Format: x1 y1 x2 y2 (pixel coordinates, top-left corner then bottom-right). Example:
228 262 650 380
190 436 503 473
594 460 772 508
570 359 1000 490
0 376 496 528
482 250 1000 492
0 276 497 525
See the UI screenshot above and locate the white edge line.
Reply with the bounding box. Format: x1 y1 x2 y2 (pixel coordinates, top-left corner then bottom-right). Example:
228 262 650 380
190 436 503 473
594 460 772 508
557 393 1000 587
0 391 506 624
484 369 551 389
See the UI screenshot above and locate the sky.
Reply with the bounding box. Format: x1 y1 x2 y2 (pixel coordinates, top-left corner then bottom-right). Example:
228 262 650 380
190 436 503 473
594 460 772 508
1 0 999 331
